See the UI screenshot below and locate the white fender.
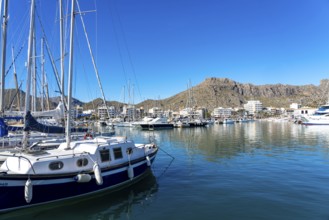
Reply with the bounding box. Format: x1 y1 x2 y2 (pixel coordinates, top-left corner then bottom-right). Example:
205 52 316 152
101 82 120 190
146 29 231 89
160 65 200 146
146 156 151 166
128 165 134 179
24 178 33 203
75 174 92 183
93 163 103 185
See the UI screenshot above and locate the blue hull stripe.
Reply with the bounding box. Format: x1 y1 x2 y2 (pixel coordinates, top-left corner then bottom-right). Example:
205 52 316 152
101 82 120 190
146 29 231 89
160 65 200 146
0 157 156 212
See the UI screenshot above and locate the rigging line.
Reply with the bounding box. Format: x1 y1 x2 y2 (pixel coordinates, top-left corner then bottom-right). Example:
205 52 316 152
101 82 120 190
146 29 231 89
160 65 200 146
7 3 29 47
4 45 24 77
8 82 22 111
76 0 111 119
113 2 143 102
74 18 94 105
108 1 129 86
35 8 64 103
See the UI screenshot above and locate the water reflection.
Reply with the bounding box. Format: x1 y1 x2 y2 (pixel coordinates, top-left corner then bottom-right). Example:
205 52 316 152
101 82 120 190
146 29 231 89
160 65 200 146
2 172 158 220
115 122 329 162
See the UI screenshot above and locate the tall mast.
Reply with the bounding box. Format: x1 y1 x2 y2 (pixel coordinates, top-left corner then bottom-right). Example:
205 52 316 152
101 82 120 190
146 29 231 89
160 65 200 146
32 33 37 112
66 0 75 148
0 0 8 113
23 0 35 149
59 0 65 105
45 79 50 110
41 38 44 111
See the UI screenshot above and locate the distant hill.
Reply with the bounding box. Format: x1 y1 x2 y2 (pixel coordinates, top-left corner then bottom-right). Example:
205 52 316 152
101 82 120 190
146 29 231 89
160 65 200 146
137 78 329 111
2 89 85 111
3 78 329 111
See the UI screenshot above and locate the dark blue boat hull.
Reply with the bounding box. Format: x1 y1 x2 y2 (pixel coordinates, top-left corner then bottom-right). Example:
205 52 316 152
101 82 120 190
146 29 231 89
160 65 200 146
140 124 173 130
0 156 156 213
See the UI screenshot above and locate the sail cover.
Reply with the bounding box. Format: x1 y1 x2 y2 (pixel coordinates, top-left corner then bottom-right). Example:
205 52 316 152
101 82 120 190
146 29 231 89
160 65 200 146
24 111 88 133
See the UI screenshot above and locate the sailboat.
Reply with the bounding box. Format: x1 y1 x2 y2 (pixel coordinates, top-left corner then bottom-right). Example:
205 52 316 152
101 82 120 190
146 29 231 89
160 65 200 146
0 0 158 213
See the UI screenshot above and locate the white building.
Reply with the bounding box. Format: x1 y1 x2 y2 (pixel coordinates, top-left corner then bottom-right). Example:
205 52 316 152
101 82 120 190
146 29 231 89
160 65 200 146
108 106 116 118
212 107 232 118
290 103 301 109
244 100 262 115
97 105 109 119
76 105 83 115
195 108 206 119
179 107 193 117
148 107 163 117
122 105 136 121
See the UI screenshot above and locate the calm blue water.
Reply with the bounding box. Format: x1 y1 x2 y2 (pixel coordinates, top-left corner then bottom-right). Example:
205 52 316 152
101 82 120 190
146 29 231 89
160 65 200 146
3 121 329 220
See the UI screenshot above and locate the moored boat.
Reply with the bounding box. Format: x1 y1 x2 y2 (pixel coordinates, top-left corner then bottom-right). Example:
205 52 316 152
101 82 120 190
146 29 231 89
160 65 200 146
302 103 329 125
0 135 158 212
140 116 174 130
0 0 159 213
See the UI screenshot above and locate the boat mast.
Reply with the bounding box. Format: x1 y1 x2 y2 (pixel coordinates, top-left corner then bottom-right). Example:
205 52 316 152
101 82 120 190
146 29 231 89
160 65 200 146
45 79 50 110
23 0 35 149
0 0 8 114
32 33 37 112
66 0 75 148
59 0 65 106
41 38 44 111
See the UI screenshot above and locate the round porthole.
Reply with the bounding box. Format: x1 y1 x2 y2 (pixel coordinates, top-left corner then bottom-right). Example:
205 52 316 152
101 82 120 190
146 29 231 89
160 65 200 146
77 158 89 167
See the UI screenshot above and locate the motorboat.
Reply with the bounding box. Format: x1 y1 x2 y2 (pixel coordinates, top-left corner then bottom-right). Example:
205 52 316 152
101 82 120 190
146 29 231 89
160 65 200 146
222 118 235 124
302 104 329 125
139 116 174 130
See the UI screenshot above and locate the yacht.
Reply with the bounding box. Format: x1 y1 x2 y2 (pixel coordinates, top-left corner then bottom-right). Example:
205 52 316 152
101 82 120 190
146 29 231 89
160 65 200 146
302 104 329 125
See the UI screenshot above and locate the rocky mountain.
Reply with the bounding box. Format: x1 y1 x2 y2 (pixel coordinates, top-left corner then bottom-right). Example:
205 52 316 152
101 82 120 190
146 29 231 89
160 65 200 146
3 78 329 111
136 78 329 111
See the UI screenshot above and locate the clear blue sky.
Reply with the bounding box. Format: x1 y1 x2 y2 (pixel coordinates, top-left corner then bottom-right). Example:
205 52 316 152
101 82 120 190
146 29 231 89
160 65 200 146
4 0 329 104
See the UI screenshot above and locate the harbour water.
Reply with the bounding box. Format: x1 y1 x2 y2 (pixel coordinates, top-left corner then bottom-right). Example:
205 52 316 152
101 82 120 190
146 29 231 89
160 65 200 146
3 120 329 220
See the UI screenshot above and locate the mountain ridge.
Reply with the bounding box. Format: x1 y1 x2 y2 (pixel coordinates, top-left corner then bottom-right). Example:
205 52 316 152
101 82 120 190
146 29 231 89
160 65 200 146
3 77 329 111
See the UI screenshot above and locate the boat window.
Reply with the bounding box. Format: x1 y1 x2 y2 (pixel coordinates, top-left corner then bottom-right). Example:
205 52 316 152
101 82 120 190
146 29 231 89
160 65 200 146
99 149 110 162
49 161 64 170
113 147 123 159
77 158 89 167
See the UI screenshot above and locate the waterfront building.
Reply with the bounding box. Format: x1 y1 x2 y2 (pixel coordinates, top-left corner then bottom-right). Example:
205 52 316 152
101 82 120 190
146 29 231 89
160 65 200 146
179 107 193 117
97 105 109 119
76 105 83 115
212 107 232 118
290 103 301 109
108 106 116 118
244 100 263 115
148 107 163 117
122 104 136 121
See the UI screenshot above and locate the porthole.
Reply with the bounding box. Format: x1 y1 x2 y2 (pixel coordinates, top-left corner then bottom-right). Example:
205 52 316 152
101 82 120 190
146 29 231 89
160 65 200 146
77 158 89 167
49 161 64 170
